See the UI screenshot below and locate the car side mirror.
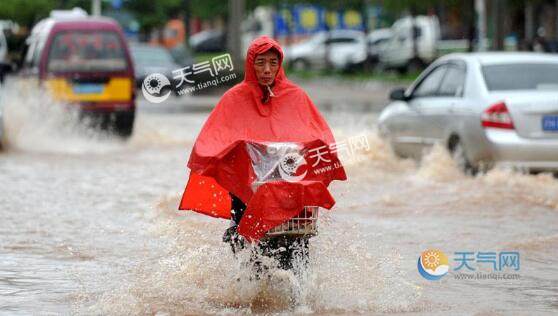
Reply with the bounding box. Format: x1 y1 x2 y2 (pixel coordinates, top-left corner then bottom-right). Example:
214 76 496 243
389 88 410 101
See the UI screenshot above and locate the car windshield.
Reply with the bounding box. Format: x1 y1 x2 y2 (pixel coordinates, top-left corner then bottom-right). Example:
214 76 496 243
132 46 175 67
47 31 127 72
482 63 558 91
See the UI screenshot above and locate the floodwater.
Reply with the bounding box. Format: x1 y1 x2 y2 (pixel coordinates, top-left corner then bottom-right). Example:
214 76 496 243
1 80 557 315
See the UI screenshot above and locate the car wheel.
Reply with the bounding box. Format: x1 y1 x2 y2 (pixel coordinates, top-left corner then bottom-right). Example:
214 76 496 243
113 109 135 138
450 139 477 175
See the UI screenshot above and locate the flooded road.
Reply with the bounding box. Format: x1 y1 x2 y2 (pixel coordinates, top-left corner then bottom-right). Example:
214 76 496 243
1 80 557 315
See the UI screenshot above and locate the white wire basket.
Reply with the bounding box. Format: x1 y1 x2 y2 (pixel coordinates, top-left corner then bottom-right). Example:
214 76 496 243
265 206 319 237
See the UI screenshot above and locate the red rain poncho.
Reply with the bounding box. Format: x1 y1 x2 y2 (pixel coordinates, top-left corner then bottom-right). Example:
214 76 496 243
179 36 347 241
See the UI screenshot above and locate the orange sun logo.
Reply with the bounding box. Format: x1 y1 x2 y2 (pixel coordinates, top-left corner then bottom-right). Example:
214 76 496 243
418 249 449 280
422 250 441 269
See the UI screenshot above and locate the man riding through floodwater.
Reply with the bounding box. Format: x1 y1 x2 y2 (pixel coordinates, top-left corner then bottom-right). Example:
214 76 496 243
179 36 346 271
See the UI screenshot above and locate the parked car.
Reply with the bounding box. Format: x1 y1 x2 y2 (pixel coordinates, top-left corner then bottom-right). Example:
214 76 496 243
378 15 440 73
284 30 367 72
189 30 226 53
21 8 136 137
366 28 392 66
130 43 181 88
378 52 558 174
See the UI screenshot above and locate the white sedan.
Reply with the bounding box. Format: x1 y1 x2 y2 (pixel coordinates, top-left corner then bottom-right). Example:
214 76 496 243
284 30 367 71
378 52 558 174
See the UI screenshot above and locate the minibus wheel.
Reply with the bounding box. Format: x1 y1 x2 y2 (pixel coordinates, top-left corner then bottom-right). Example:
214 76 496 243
114 109 135 138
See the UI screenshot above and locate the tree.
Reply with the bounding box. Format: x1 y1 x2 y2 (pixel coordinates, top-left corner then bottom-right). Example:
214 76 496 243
0 0 58 29
123 0 182 34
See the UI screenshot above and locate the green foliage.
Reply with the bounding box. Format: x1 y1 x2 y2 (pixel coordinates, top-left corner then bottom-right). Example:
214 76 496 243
190 0 228 20
287 66 419 84
0 0 97 28
123 0 182 32
0 0 58 28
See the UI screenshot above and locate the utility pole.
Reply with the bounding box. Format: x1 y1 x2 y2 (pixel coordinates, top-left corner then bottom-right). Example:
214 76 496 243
183 0 191 46
410 6 418 64
475 0 486 51
227 0 245 71
491 0 505 50
466 0 475 52
92 0 101 16
324 21 331 72
525 2 534 46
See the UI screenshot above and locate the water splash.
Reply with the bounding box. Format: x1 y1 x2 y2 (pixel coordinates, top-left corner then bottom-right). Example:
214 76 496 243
0 79 197 156
0 80 124 154
80 193 423 315
415 144 465 182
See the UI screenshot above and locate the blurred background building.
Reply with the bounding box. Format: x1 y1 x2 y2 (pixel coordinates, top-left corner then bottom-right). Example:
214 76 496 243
1 0 558 77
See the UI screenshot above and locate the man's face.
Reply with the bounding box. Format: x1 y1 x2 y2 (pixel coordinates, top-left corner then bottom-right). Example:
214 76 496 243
254 50 279 86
